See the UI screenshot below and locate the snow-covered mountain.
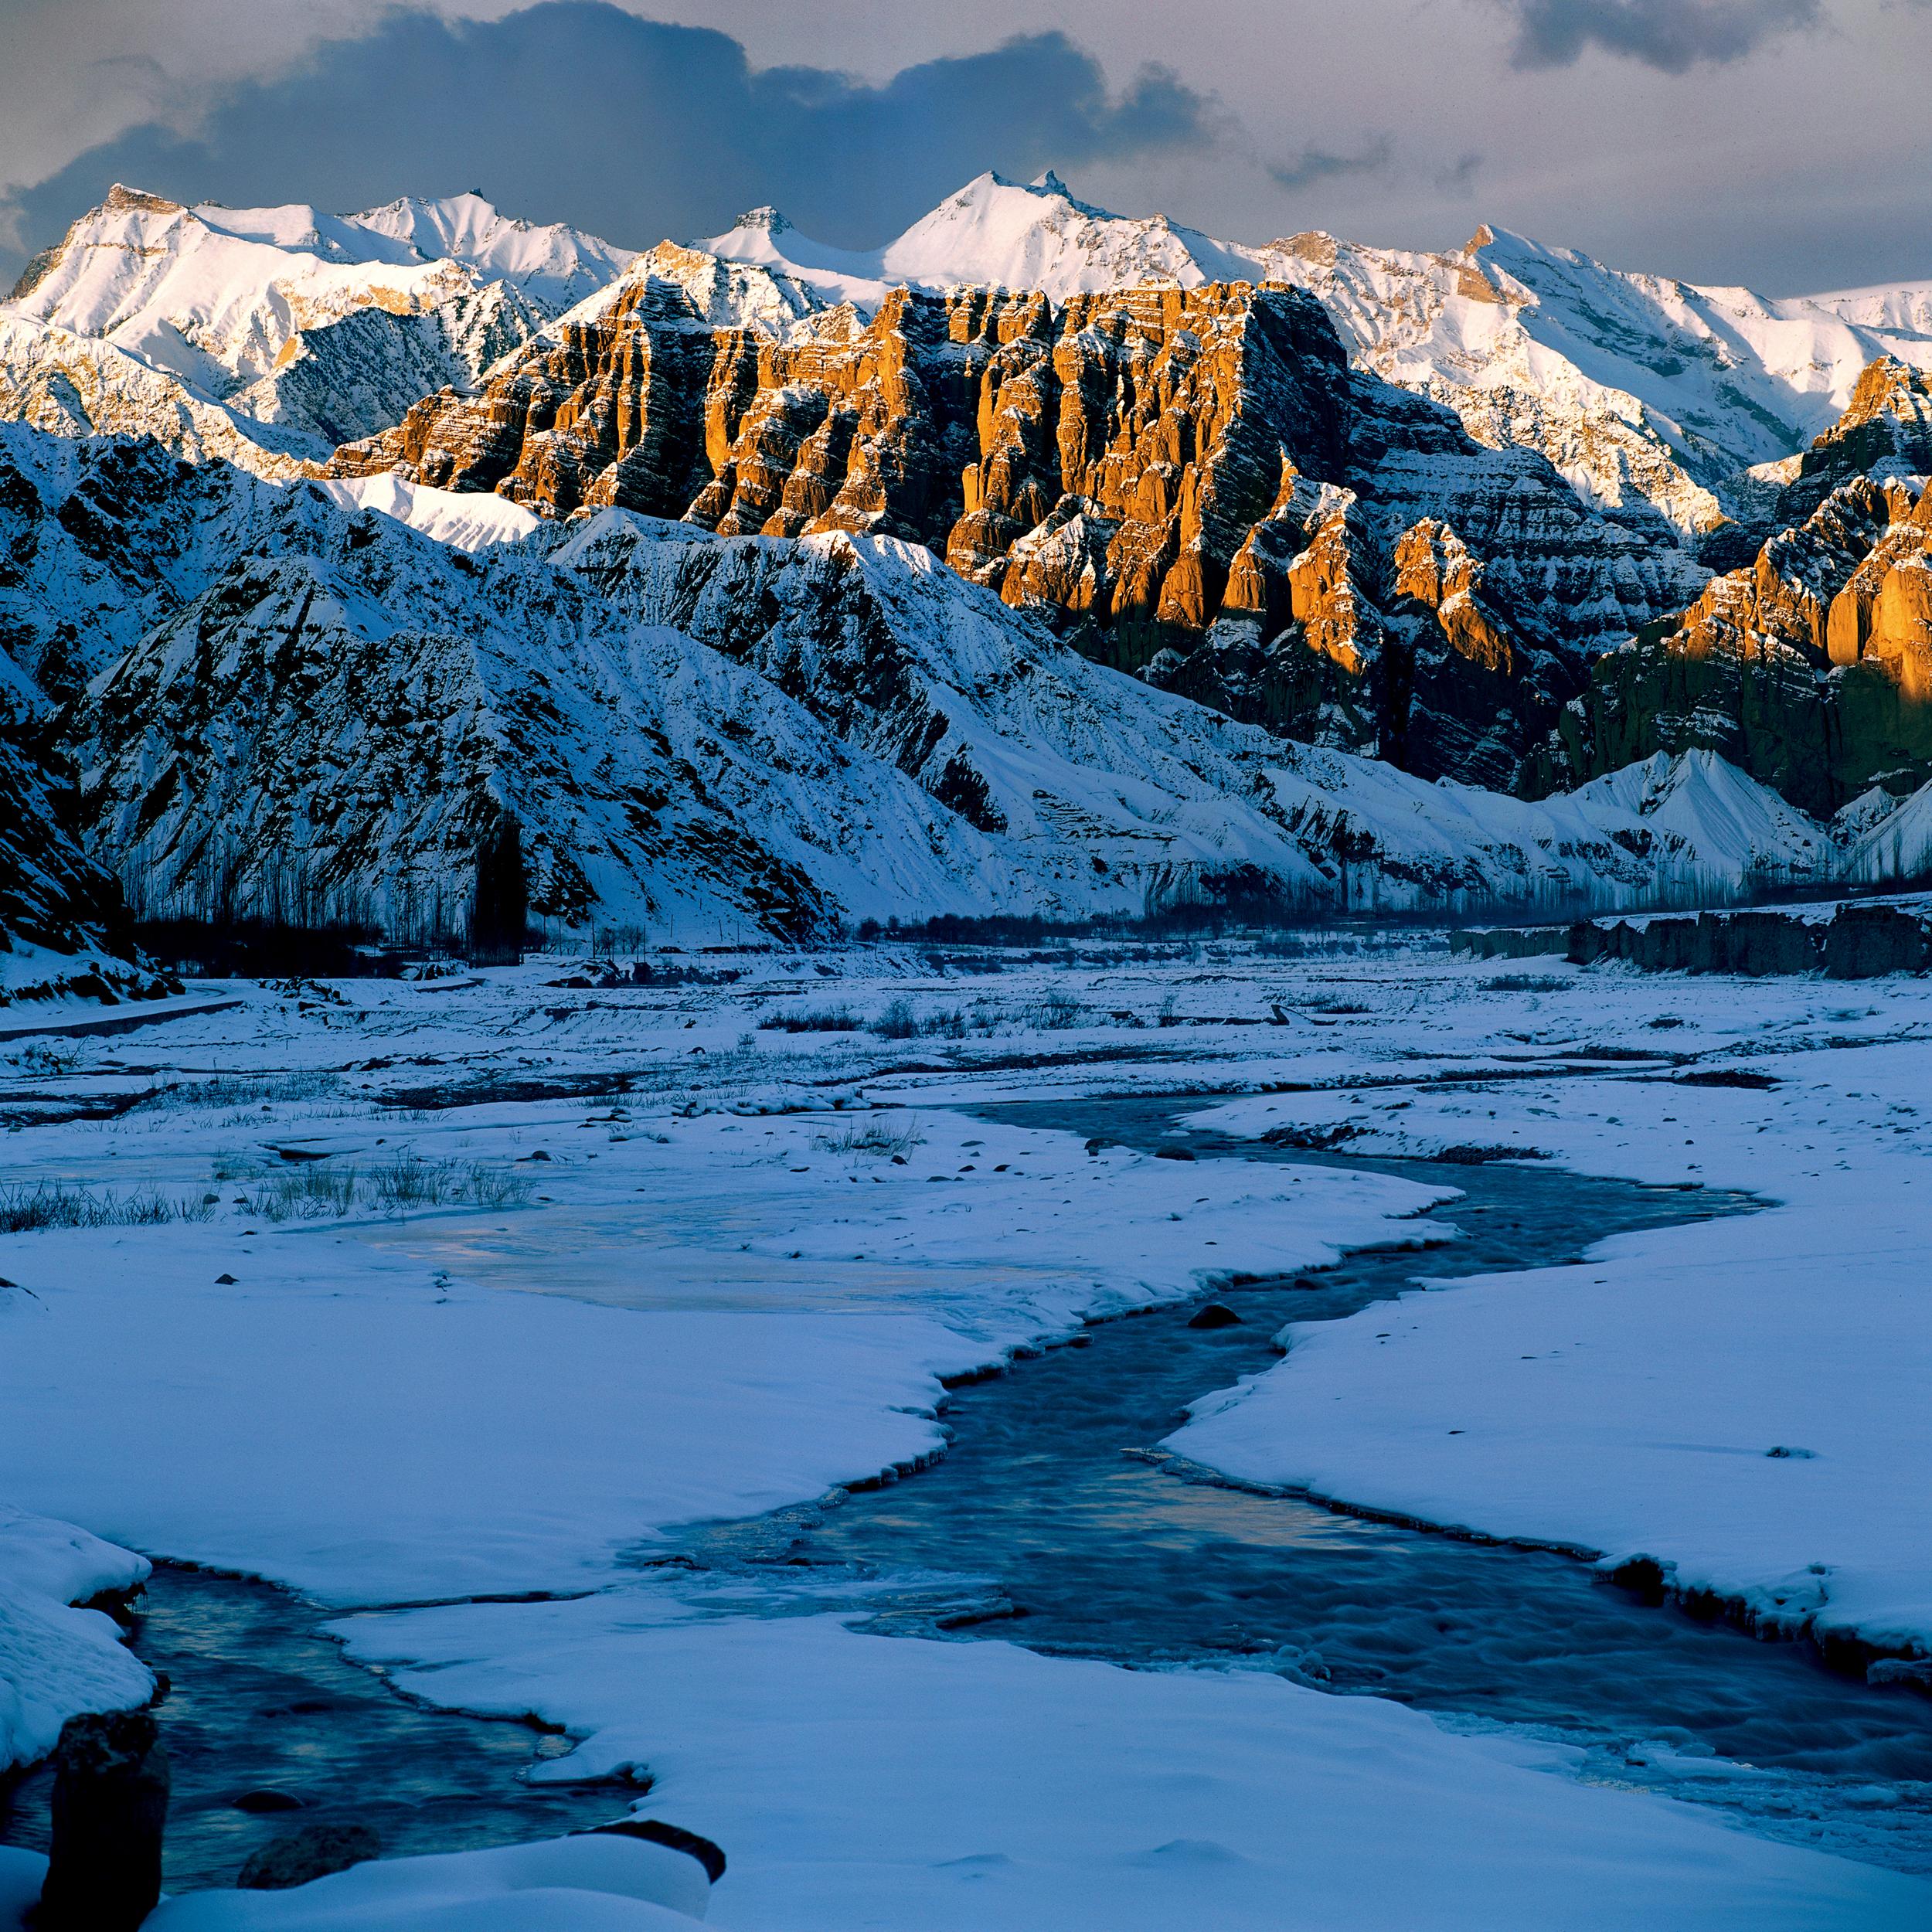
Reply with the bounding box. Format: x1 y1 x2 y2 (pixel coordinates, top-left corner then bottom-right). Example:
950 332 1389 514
11 445 1824 942
0 406 1917 947
327 253 1715 788
6 172 1932 951
1542 440 1932 819
701 171 1932 546
0 185 634 468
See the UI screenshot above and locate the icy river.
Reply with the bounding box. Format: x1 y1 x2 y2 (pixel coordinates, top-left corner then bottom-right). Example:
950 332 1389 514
5 1095 1930 1885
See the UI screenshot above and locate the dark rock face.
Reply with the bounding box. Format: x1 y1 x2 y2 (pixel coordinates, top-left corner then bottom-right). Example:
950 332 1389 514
1536 472 1932 818
1447 926 1569 961
326 272 1701 786
1559 901 1930 977
0 722 134 964
36 1710 168 1932
238 1821 381 1890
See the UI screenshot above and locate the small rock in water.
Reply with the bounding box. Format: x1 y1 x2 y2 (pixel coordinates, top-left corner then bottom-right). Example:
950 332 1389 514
1155 1146 1196 1162
1188 1303 1242 1329
214 1273 237 1284
239 1821 381 1890
233 1787 304 1813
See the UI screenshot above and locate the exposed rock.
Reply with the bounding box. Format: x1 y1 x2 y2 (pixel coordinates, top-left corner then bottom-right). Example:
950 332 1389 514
327 272 1700 783
1539 464 1932 817
703 172 1932 544
1188 1302 1243 1328
1560 900 1932 977
64 476 1777 943
237 1821 380 1889
0 719 136 968
36 1710 168 1932
1448 926 1568 961
1777 357 1932 523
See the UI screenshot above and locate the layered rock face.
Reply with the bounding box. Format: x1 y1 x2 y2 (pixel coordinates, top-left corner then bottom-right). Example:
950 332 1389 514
328 270 1699 784
1538 468 1932 818
55 471 1797 944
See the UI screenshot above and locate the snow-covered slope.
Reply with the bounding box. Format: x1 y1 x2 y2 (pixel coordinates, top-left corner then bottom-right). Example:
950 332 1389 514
1566 748 1833 888
1 186 634 464
61 471 1834 942
702 171 1932 543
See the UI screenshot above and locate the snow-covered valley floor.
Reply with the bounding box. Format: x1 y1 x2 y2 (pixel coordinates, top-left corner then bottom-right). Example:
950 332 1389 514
2 932 1931 1927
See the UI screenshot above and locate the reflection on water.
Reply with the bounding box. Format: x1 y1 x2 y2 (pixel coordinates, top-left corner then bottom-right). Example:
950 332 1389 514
677 1096 1932 1872
0 1567 624 1891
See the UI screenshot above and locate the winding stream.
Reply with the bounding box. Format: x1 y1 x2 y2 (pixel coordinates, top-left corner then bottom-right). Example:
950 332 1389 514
679 1095 1932 1872
5 1093 1929 1884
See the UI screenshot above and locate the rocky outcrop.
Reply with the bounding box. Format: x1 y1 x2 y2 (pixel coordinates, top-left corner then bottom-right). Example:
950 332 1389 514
1776 357 1932 523
328 267 1701 784
57 469 1799 942
1536 464 1932 818
0 423 311 712
1558 900 1932 978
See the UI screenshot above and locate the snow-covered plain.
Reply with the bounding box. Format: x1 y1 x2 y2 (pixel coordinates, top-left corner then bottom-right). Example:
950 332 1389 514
2 939 1930 1926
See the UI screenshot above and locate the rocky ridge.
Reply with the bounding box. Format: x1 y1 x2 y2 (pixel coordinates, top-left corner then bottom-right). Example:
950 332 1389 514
39 453 1825 944
0 186 634 468
1538 397 1932 821
700 172 1932 548
326 261 1699 786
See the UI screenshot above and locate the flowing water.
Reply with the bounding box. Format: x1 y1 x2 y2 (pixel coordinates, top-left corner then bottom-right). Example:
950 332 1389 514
0 1567 628 1889
674 1095 1932 1872
5 1093 1930 1884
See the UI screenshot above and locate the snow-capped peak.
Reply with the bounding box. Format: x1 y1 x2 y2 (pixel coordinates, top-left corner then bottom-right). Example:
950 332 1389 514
0 184 638 466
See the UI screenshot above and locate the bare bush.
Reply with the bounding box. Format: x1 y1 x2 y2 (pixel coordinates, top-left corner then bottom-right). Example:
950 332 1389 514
758 1005 862 1033
813 1119 927 1158
0 1182 215 1233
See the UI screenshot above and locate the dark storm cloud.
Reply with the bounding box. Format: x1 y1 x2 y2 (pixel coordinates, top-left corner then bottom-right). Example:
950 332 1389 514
0 2 1220 275
1504 0 1823 71
1266 136 1393 192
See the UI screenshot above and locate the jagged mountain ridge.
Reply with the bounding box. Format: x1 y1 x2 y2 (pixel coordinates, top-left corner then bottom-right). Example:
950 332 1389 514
1540 460 1932 820
699 172 1932 545
325 267 1702 787
4 177 1932 946
0 186 635 466
42 447 1832 943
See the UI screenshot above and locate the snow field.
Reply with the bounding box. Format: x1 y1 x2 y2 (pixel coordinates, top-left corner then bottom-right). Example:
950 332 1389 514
4 942 1931 1926
0 1507 151 1771
0 1095 1442 1605
1177 961 1932 1656
329 1580 1929 1931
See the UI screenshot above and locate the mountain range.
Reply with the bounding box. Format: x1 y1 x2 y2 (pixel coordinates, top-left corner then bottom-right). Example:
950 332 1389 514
4 172 1931 971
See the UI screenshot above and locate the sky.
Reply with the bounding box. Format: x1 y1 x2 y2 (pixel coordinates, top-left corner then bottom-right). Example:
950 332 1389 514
1 0 1928 295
